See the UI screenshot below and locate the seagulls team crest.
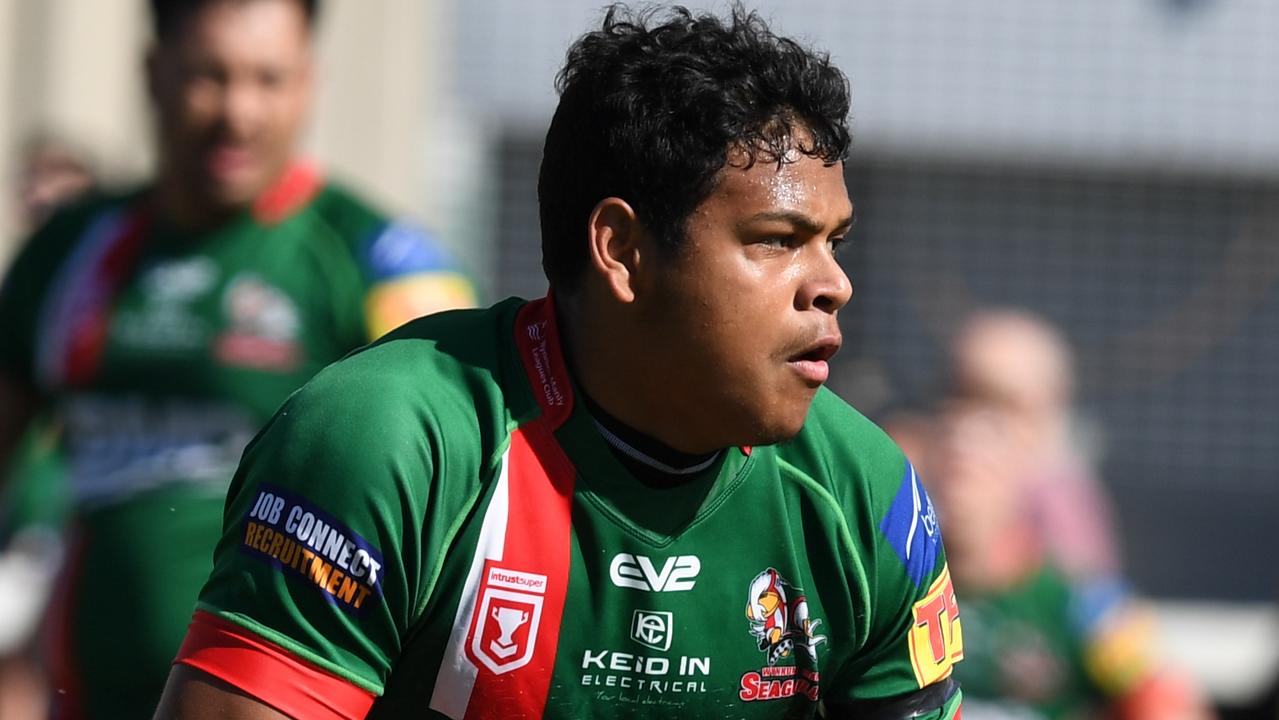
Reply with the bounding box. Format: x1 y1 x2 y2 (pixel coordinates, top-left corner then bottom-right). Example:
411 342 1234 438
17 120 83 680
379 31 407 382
745 568 827 665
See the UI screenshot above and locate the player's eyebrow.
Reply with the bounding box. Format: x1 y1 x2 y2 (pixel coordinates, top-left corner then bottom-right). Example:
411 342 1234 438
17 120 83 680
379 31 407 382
742 209 856 236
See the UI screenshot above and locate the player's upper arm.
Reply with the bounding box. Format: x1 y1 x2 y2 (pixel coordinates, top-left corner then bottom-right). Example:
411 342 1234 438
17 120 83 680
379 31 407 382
827 457 963 718
0 223 51 471
0 374 40 477
153 665 291 720
794 393 964 718
180 362 435 694
170 329 498 715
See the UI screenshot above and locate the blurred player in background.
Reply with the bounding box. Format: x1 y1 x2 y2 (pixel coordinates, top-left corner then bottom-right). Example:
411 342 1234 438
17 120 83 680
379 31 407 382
0 132 97 720
0 0 476 717
946 310 1119 583
888 310 1211 719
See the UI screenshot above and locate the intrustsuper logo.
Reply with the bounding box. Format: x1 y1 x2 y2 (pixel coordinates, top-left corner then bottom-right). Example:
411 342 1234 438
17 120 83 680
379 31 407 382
609 554 700 592
466 562 548 675
630 610 673 652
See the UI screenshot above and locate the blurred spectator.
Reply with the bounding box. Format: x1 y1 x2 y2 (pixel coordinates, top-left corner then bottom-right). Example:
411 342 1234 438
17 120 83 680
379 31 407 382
924 400 1211 720
0 133 97 720
0 0 476 718
884 309 1213 719
946 309 1120 583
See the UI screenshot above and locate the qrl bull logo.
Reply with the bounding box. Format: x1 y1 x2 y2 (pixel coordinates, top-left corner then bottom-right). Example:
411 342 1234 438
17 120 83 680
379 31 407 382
466 563 547 675
490 606 530 658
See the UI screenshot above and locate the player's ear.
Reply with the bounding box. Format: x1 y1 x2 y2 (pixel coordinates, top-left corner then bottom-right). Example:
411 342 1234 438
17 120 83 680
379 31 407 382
585 197 646 304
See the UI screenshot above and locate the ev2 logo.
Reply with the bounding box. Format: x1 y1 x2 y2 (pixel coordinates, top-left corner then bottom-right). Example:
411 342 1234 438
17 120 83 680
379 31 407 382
609 553 700 592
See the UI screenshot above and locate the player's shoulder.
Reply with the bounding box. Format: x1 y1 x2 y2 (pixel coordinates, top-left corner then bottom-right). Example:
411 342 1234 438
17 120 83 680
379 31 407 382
307 180 388 230
17 188 137 253
2 188 140 289
779 387 908 498
290 298 526 425
306 180 460 279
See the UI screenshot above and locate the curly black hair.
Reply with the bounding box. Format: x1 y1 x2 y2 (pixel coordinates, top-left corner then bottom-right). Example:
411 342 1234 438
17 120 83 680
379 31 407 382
538 3 852 292
149 0 320 42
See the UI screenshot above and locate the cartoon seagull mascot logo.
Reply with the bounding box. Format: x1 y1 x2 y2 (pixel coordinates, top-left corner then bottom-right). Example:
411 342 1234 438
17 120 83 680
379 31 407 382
746 568 827 665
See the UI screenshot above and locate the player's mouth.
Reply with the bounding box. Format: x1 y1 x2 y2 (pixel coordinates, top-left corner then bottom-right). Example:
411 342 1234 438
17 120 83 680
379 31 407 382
787 335 841 386
205 143 257 182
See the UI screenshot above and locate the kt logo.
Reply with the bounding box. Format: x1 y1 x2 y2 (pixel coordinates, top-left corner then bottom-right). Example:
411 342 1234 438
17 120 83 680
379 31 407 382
630 610 673 652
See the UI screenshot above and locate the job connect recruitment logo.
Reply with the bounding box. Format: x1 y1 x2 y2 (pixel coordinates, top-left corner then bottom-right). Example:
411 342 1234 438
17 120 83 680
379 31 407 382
739 568 826 703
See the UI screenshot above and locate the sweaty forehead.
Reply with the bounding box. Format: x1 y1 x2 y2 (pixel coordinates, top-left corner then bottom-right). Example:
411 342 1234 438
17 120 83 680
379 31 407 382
708 152 851 221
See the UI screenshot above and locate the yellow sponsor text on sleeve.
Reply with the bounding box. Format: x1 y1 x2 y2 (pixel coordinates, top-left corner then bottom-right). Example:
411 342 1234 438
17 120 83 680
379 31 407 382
908 563 964 688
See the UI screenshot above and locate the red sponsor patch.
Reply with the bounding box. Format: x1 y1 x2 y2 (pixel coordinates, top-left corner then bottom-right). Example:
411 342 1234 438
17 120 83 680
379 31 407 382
739 666 821 702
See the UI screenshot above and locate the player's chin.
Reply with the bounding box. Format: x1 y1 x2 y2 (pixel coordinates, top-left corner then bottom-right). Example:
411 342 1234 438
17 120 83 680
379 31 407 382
747 396 818 446
203 175 266 210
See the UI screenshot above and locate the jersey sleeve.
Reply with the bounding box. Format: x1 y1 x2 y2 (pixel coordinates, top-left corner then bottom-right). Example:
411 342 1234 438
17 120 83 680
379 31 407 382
799 392 965 718
357 220 478 339
829 459 964 718
308 185 479 343
178 340 453 713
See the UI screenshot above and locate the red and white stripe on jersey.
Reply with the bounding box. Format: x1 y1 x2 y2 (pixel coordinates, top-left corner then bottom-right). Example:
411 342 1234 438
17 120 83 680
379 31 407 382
36 207 149 389
175 610 376 719
429 297 578 718
428 424 576 718
175 297 578 718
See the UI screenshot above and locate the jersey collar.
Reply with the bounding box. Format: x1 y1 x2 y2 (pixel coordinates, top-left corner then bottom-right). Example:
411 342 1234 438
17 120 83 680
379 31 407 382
514 295 575 430
252 161 323 225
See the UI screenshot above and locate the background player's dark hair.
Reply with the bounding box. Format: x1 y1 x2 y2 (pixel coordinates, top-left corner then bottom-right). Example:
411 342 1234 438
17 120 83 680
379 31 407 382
538 3 852 292
149 0 321 42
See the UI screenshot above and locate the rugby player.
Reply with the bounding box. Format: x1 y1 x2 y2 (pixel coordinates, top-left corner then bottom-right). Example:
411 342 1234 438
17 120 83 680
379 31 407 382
155 5 965 718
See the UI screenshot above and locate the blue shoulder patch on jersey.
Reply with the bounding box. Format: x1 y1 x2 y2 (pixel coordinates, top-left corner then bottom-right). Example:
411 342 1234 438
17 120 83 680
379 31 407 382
363 221 453 282
879 462 942 588
1069 575 1131 635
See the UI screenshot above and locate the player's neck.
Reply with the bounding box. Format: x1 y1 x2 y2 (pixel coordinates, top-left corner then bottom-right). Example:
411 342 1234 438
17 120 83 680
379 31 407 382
580 391 723 487
557 290 723 455
150 172 240 233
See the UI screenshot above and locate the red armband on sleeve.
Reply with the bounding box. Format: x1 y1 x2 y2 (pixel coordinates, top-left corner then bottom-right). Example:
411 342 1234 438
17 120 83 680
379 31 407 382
174 610 376 720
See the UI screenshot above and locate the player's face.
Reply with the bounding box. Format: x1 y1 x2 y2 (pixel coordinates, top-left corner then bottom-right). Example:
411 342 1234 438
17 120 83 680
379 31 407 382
150 0 313 211
642 148 853 450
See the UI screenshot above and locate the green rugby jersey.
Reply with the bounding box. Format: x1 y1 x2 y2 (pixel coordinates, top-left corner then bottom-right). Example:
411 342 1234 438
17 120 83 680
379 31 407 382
181 296 965 719
955 567 1157 720
0 163 476 719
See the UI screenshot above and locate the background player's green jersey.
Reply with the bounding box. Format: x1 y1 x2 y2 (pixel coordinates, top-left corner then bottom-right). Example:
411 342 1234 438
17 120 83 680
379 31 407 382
180 296 964 719
956 566 1161 720
0 163 475 719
